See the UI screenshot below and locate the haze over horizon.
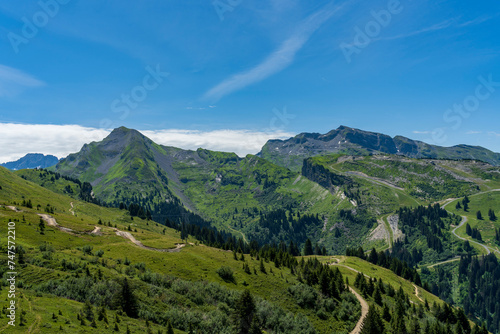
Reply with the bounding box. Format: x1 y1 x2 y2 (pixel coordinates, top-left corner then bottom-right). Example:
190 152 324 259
1 0 500 162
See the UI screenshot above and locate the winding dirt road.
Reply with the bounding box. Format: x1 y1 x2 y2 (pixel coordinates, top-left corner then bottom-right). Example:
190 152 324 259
441 190 500 256
114 229 185 252
38 214 74 233
451 216 496 255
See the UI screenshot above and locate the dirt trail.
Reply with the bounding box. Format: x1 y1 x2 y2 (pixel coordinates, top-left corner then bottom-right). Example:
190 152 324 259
328 259 369 334
69 202 75 215
426 257 461 268
348 287 369 334
413 284 424 303
6 206 22 212
227 225 248 243
344 171 404 190
114 229 185 252
90 226 102 235
452 216 495 255
38 214 74 233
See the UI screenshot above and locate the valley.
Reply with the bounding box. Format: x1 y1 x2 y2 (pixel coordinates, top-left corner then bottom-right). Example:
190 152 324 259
1 126 499 333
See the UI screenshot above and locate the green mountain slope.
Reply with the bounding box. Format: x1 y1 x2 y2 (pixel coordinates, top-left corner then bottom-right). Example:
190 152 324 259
0 166 486 333
52 127 374 253
259 125 500 172
301 153 500 215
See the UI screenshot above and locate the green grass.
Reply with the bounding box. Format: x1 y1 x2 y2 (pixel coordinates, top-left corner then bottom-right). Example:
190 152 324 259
0 167 355 333
446 191 500 255
315 256 444 306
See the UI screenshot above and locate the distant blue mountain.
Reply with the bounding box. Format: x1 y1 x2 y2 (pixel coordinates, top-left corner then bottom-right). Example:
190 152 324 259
1 153 60 170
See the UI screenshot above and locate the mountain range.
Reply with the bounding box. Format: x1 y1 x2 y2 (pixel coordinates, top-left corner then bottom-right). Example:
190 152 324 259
0 153 59 170
2 125 500 333
259 125 500 171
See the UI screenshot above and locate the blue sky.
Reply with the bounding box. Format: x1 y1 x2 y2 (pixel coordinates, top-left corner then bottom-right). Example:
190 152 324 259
0 0 499 162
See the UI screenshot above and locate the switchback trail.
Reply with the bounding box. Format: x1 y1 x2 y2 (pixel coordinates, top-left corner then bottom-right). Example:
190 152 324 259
114 229 185 253
38 214 74 234
440 190 500 257
452 216 495 255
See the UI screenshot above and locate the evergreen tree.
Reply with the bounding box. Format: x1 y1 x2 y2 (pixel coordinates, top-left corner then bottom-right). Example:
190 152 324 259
488 209 496 221
456 202 462 210
82 299 94 321
259 259 266 274
303 239 314 256
166 320 174 334
121 278 139 318
466 223 472 236
373 286 382 305
249 316 262 334
360 305 384 334
476 211 483 220
235 290 256 334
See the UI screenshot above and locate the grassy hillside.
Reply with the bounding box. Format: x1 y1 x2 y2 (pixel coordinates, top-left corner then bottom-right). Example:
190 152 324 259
302 154 500 215
51 128 375 254
446 191 500 255
0 167 360 333
0 167 487 333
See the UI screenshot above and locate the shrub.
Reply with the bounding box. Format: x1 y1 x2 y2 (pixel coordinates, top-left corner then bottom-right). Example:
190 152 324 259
216 266 235 283
82 245 93 255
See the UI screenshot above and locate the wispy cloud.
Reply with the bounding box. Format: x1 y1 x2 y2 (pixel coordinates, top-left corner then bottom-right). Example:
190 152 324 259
0 65 44 97
458 14 498 27
466 130 482 135
413 130 431 134
377 19 455 42
203 3 344 102
0 123 294 163
488 131 500 137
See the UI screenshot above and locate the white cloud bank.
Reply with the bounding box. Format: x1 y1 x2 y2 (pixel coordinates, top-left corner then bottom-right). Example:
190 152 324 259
0 123 294 163
0 123 109 163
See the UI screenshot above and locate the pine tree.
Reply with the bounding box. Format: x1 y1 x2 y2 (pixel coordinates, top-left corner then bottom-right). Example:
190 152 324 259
488 209 496 221
476 211 483 220
360 305 384 334
466 223 472 236
373 286 382 305
259 259 266 274
82 299 94 321
456 202 462 210
166 320 174 334
121 278 139 318
382 303 391 322
303 238 314 256
235 290 256 334
98 305 108 323
249 316 262 334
